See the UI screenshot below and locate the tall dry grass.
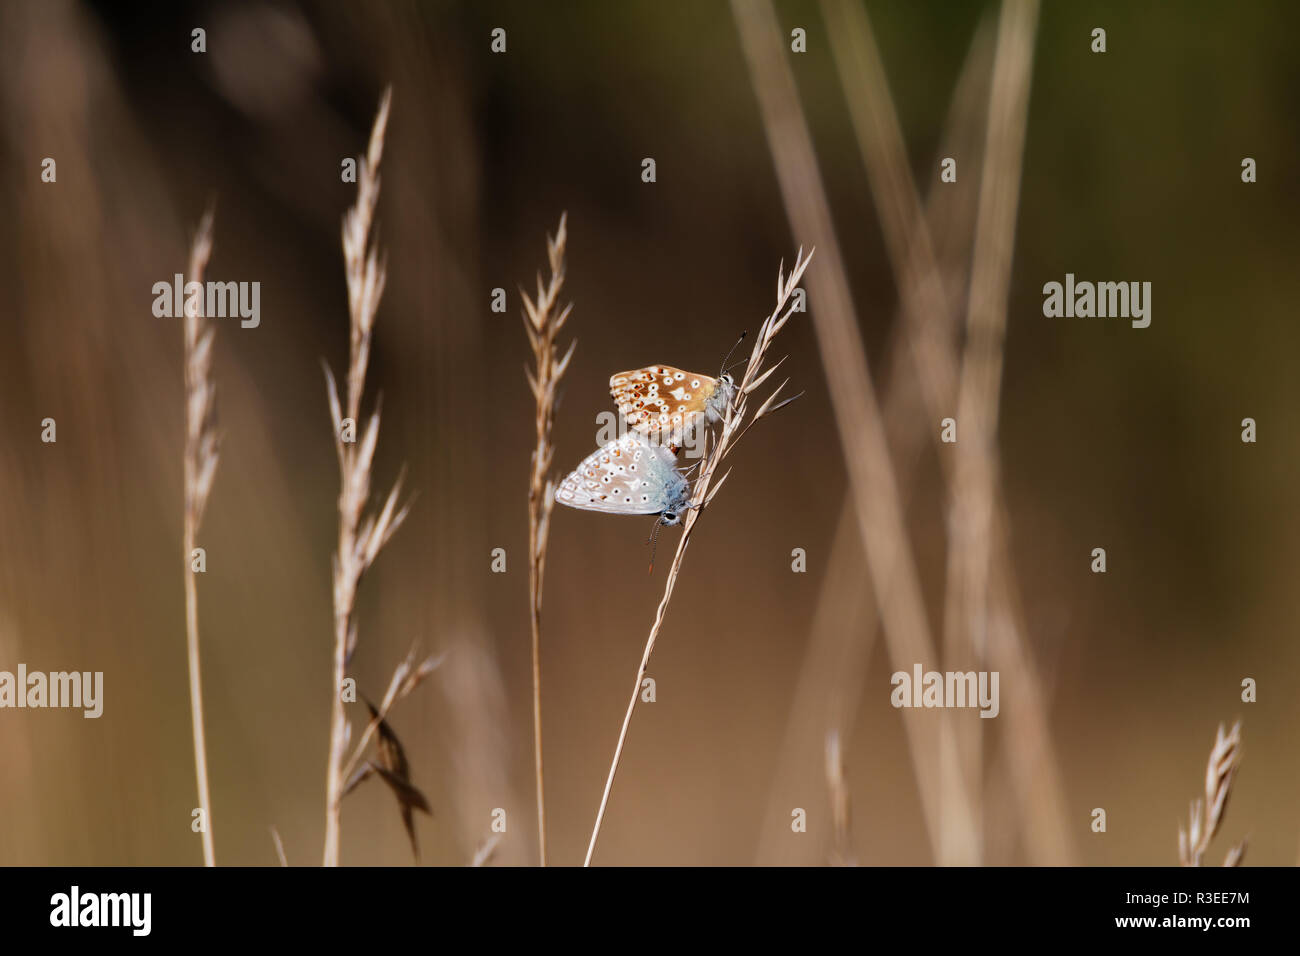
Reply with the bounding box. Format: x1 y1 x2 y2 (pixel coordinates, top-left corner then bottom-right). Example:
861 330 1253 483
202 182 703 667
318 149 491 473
754 13 995 864
738 0 1063 866
321 87 432 866
940 0 1039 864
584 249 813 866
522 213 576 866
824 0 1068 863
732 0 977 863
182 207 218 867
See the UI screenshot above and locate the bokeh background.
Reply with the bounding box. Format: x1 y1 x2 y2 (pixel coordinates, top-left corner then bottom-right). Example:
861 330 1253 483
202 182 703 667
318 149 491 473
1 0 1297 865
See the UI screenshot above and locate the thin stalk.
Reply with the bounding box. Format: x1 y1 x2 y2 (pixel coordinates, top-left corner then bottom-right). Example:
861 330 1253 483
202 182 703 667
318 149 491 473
584 250 812 866
522 214 573 866
731 0 978 863
182 208 217 867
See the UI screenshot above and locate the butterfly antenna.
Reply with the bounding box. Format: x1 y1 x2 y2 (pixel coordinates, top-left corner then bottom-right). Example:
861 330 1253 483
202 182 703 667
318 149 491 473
719 330 748 376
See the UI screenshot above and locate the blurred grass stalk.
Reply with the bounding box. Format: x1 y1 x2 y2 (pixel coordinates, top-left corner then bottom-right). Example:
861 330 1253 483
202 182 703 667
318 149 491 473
824 0 1072 864
821 0 1048 863
754 12 992 864
737 0 1058 864
522 214 576 866
825 730 854 865
731 0 977 863
182 208 218 867
939 0 1039 866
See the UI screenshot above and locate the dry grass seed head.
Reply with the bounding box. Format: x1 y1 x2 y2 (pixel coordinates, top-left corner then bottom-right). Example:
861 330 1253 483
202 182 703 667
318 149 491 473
1179 721 1244 867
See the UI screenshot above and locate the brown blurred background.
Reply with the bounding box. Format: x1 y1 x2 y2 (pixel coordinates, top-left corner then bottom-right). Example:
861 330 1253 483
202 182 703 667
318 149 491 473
1 0 1298 865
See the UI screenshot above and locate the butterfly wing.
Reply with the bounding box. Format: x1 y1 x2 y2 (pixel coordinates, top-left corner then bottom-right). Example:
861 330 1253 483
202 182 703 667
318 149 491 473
610 365 721 446
555 434 685 516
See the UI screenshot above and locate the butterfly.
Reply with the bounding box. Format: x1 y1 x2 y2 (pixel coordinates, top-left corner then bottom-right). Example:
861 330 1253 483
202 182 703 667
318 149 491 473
554 432 691 526
609 365 737 447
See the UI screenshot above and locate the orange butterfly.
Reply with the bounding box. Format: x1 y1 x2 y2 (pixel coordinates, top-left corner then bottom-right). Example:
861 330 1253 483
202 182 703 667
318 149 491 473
609 365 736 447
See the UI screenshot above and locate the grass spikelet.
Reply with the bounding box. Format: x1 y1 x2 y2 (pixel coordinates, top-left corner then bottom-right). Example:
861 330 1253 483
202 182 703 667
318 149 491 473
1178 721 1245 867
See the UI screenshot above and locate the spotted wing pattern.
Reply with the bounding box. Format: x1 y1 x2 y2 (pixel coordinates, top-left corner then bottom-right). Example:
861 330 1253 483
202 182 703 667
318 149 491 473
609 365 734 446
554 432 690 522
